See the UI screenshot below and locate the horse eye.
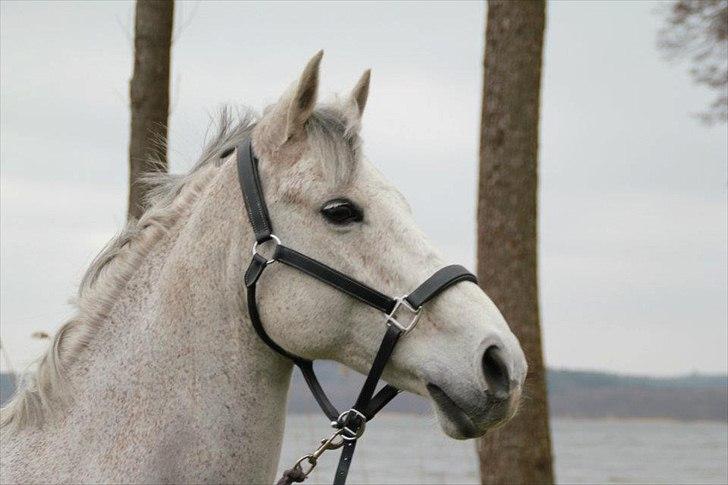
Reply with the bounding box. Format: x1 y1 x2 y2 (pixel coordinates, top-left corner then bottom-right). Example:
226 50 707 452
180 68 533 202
320 199 364 225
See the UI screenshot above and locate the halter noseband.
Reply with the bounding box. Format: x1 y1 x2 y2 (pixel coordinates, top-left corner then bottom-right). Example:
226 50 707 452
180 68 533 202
234 139 477 484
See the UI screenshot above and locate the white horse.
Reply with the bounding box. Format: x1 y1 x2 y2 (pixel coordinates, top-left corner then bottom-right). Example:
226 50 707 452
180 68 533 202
0 52 527 484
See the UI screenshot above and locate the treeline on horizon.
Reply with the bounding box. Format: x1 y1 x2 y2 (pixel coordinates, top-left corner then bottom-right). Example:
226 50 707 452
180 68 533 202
549 368 728 390
3 367 725 421
285 366 728 421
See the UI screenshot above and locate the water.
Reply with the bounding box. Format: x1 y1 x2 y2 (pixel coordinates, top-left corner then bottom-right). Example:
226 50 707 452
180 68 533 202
279 415 728 484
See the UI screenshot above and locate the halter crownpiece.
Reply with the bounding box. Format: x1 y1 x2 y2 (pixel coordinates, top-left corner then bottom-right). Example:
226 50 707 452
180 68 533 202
234 138 477 484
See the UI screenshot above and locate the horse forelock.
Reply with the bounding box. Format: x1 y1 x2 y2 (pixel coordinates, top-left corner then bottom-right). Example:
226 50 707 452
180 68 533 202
305 104 362 186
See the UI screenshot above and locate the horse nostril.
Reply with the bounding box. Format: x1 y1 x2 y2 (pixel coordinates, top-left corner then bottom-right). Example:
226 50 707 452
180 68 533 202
482 345 511 400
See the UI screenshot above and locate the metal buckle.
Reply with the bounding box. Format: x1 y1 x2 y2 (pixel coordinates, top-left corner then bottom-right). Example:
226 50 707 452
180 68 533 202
251 234 281 265
385 296 422 333
291 428 346 478
336 409 367 441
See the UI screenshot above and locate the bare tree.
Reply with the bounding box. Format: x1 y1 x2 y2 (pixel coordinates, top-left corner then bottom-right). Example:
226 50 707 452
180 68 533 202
659 0 728 124
128 0 174 220
476 1 553 484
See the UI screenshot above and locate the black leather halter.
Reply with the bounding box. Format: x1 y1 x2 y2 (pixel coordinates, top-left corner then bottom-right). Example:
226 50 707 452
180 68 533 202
234 139 477 484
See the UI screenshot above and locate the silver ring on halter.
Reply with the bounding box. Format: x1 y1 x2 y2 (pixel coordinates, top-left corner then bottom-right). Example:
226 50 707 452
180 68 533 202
252 234 281 265
384 295 422 333
337 409 367 441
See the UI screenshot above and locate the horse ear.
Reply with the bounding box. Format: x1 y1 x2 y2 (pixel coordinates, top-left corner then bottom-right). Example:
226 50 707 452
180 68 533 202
350 69 371 118
284 50 323 142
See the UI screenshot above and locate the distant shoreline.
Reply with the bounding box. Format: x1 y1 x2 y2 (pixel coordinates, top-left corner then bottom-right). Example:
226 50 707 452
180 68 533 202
286 412 728 424
3 368 726 422
548 415 728 425
285 367 728 422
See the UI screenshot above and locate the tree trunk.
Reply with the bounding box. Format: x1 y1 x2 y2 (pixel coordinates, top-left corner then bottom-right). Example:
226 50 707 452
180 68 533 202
128 0 174 220
476 1 553 484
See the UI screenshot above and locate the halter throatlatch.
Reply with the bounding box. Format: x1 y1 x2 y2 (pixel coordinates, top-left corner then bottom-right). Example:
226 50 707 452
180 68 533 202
234 139 477 484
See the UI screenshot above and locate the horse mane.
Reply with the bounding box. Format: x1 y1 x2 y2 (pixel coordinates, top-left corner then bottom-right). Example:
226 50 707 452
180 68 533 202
0 101 360 431
0 107 257 430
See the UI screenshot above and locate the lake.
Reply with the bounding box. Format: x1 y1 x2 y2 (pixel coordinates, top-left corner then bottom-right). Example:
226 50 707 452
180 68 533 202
279 414 728 484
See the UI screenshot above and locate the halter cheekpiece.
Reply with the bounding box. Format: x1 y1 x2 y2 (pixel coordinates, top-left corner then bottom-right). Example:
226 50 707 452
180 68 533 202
234 139 477 484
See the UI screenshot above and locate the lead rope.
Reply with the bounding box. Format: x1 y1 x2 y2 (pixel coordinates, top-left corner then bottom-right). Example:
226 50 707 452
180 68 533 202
276 467 307 485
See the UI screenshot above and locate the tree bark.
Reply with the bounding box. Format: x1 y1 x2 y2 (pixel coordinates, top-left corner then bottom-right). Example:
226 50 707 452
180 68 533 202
476 1 553 484
128 0 174 220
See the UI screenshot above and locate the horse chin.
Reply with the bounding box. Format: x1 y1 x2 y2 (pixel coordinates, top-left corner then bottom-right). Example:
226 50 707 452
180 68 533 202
426 383 518 440
427 384 480 439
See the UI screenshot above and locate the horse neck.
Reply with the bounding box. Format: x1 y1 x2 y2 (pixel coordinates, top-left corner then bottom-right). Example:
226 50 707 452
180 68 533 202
62 164 293 482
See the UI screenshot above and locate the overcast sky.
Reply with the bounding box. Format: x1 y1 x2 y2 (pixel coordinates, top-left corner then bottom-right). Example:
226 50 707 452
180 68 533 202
1 1 726 376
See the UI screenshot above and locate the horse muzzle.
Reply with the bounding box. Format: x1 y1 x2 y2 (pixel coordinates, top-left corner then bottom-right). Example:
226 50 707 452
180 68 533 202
426 339 526 439
426 381 523 439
